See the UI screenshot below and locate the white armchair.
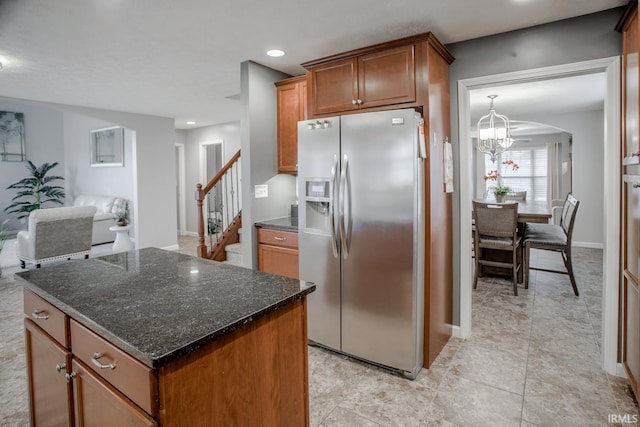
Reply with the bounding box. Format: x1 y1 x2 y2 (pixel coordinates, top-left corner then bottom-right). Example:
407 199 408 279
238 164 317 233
16 206 97 268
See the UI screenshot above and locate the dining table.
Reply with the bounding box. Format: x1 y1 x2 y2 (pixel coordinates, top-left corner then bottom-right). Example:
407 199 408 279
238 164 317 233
474 199 552 283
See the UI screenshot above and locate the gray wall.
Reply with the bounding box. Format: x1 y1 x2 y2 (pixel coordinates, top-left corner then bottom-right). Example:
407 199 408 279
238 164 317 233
0 99 65 235
0 96 176 250
446 8 623 326
63 113 135 236
240 61 297 269
524 110 605 247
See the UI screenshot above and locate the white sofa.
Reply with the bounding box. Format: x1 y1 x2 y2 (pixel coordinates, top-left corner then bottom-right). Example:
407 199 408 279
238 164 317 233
73 195 127 245
16 206 96 268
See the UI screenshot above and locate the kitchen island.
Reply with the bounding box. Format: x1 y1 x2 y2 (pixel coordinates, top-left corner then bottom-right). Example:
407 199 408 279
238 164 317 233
17 247 314 426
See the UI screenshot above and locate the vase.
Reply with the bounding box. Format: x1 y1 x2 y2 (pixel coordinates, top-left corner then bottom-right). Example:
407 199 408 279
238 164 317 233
495 193 507 203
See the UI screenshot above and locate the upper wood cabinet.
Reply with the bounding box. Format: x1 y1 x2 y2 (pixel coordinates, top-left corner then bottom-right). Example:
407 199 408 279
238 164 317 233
302 33 452 118
275 75 307 174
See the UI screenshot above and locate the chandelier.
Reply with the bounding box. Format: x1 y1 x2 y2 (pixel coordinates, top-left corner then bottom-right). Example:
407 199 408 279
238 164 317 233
476 95 512 163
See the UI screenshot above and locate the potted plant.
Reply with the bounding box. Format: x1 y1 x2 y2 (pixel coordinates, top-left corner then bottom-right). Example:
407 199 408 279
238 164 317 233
484 159 519 203
4 161 65 218
114 202 129 226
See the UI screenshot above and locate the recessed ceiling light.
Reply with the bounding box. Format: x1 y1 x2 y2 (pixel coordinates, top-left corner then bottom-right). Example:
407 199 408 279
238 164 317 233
186 121 196 125
267 49 285 57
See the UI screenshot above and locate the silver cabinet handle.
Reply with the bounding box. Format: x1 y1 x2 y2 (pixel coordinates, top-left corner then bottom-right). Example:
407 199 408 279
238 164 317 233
55 363 66 373
357 99 363 104
65 372 76 383
633 183 640 189
31 309 49 320
273 236 287 241
330 154 339 258
632 152 640 157
352 100 358 105
92 353 116 370
339 154 349 259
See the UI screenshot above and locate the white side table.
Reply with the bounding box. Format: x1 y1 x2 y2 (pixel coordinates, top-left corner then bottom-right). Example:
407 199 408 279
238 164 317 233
109 225 134 252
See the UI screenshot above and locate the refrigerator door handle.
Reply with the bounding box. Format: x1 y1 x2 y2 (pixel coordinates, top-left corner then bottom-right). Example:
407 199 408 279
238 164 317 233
329 154 339 258
339 153 349 259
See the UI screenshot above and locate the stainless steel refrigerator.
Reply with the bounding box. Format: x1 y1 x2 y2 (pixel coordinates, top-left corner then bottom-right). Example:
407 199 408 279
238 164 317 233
298 108 425 379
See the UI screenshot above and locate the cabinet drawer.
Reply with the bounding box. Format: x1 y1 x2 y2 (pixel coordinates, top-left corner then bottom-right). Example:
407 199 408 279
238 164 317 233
70 320 157 416
257 228 299 248
24 289 69 348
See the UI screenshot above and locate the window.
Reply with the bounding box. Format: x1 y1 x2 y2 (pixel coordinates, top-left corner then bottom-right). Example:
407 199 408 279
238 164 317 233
485 146 548 201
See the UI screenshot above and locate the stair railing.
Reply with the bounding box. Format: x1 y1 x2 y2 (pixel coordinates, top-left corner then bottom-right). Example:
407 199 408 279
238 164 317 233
195 149 241 259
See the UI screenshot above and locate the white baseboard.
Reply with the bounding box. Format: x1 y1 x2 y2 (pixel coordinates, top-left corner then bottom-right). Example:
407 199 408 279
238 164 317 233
162 244 180 251
616 363 628 378
573 241 604 249
451 325 462 338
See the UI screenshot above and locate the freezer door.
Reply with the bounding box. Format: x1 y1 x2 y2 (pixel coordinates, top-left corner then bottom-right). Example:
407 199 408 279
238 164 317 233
340 109 423 373
298 117 342 351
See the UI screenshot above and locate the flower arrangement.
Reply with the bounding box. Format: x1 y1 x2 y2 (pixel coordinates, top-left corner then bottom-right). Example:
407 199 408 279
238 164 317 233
484 159 519 202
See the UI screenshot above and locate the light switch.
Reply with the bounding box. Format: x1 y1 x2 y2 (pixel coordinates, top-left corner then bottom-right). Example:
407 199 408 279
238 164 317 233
255 184 268 198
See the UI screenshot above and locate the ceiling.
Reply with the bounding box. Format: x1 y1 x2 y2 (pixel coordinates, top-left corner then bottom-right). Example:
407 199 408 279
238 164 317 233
470 73 606 136
0 0 626 129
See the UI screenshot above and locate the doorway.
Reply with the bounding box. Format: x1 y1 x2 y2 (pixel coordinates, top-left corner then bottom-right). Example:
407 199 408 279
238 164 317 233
457 57 621 375
175 143 186 235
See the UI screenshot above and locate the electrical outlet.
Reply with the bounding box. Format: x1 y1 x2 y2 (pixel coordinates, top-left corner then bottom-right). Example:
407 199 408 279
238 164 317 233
255 184 268 198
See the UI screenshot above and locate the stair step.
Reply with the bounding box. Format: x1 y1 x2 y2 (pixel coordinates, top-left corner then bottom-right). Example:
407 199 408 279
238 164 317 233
225 243 243 254
224 251 243 266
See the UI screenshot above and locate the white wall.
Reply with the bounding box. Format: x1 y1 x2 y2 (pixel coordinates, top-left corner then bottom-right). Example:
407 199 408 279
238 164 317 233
524 109 605 247
0 96 176 250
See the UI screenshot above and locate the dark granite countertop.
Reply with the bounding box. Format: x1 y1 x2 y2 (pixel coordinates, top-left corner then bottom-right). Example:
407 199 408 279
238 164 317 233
254 216 298 231
15 247 314 369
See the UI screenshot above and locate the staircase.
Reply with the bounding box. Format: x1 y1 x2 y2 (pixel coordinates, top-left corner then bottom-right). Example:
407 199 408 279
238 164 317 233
222 228 244 267
195 150 243 264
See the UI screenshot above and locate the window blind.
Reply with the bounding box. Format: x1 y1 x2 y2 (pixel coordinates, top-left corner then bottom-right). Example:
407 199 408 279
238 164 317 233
485 147 548 201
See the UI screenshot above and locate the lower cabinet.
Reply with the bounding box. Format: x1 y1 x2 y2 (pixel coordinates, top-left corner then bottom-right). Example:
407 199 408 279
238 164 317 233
257 227 299 279
24 292 155 427
624 274 640 398
24 319 73 427
71 360 156 427
24 288 310 426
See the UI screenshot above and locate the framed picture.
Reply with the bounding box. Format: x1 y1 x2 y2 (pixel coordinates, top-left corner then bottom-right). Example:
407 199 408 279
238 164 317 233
0 111 27 162
90 126 124 167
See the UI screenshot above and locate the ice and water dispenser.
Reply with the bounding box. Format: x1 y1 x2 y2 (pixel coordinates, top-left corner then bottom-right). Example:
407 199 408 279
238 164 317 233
304 179 332 232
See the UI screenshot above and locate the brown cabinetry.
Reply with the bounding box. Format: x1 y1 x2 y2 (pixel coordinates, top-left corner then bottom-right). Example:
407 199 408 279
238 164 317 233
24 318 73 427
24 290 155 427
257 227 299 279
24 287 309 426
276 75 307 174
307 45 415 116
302 35 450 118
619 1 640 401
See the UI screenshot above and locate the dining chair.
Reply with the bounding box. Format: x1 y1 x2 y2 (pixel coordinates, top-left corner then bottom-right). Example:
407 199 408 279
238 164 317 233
507 191 527 201
550 198 564 225
523 193 580 295
472 201 522 295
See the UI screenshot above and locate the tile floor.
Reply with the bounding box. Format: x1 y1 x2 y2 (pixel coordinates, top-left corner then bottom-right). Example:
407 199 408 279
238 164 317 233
0 238 637 426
